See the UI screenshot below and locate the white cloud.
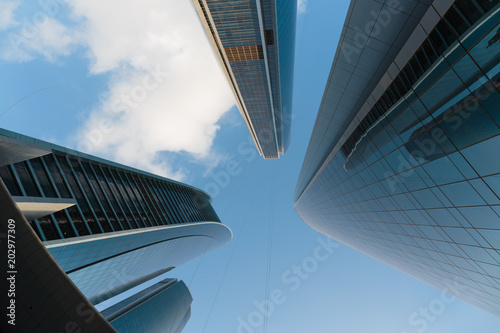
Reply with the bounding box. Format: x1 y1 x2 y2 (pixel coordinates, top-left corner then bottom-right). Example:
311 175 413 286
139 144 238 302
1 16 78 62
0 0 236 180
298 0 308 14
0 1 19 30
68 0 235 180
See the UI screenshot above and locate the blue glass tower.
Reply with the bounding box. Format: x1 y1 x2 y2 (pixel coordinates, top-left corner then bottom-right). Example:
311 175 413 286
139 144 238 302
193 0 297 158
295 0 500 317
0 128 232 331
102 278 193 333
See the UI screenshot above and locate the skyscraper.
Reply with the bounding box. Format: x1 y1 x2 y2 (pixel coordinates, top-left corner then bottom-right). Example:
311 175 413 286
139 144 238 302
100 278 193 333
193 0 297 158
0 127 232 331
294 0 500 317
0 178 116 332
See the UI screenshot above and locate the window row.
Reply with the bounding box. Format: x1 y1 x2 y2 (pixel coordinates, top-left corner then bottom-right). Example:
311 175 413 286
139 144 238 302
0 153 220 241
340 0 498 158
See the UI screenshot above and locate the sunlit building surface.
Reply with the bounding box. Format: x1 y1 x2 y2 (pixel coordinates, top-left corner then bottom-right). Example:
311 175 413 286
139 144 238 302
193 0 296 158
0 128 232 331
294 0 500 317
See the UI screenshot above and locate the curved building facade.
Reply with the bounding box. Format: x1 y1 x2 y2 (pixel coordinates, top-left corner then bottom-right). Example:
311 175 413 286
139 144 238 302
295 0 500 317
0 127 222 242
104 279 193 333
46 222 231 299
0 179 116 333
193 0 297 158
0 128 232 331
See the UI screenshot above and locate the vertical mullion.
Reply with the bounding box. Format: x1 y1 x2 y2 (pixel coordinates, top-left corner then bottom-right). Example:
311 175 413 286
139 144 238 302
139 176 165 225
192 190 207 221
159 182 182 223
32 219 47 241
54 155 92 236
13 162 41 197
181 187 197 222
40 155 80 237
207 201 221 222
99 165 134 230
115 170 146 228
9 164 26 196
134 175 162 226
469 0 486 15
66 156 104 234
35 216 60 241
110 169 141 228
167 183 190 222
90 164 125 231
187 189 204 221
151 180 176 225
158 182 181 224
123 172 153 227
47 213 64 239
82 163 117 232
78 161 115 233
9 161 63 239
143 177 170 225
130 174 159 226
197 192 208 221
453 5 472 27
26 160 44 197
108 168 139 228
178 186 196 222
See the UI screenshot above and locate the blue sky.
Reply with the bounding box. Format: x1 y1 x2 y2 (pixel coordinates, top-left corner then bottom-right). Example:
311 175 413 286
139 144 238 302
1 0 500 332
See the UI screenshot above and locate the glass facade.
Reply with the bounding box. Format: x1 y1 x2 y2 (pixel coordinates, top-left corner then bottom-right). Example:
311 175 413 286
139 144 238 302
276 0 296 152
194 0 297 158
0 128 232 329
293 0 435 200
0 131 220 243
106 279 192 333
295 0 500 317
45 222 231 298
0 179 116 333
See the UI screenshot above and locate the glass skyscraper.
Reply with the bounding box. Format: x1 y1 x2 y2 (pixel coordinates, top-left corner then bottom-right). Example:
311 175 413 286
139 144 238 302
0 128 232 331
193 0 297 158
102 278 193 333
294 0 500 317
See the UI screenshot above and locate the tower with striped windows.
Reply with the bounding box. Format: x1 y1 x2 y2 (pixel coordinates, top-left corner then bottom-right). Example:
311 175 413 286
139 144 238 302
193 0 297 158
0 127 231 331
